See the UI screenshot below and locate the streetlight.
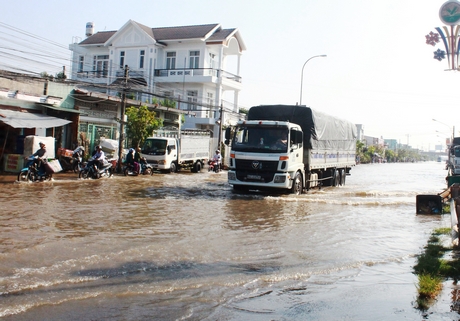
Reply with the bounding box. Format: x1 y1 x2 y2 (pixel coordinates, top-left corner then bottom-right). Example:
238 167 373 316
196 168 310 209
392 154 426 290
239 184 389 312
432 118 455 141
299 54 327 105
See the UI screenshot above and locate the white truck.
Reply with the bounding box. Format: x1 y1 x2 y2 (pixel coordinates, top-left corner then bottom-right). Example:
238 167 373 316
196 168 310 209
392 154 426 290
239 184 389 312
447 137 460 176
141 129 211 173
225 105 357 194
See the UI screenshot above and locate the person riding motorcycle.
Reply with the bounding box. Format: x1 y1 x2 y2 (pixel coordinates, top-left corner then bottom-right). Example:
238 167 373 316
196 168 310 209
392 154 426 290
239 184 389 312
125 148 140 174
87 145 105 170
212 150 222 170
30 142 48 173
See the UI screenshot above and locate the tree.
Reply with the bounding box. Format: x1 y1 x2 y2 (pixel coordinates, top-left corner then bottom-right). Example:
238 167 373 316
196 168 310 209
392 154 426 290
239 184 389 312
125 105 163 148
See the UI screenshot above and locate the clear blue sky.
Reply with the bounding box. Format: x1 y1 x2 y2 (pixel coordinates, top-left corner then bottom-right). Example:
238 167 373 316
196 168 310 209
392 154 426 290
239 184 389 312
0 0 457 151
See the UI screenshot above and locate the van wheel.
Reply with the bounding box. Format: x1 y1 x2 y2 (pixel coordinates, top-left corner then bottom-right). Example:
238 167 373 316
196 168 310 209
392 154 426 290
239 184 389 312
291 172 303 195
169 162 177 173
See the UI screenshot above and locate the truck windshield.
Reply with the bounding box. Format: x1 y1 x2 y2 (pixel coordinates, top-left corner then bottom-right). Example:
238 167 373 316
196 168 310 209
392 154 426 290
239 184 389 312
232 126 288 153
142 139 167 155
454 146 460 157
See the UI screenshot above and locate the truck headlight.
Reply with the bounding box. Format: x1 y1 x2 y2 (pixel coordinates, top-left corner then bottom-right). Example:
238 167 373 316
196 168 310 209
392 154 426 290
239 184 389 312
158 160 166 165
228 172 236 180
274 175 286 183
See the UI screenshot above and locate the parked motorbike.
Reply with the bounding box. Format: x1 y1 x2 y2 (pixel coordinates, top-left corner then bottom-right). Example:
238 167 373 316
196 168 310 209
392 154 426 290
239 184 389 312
123 160 153 176
17 156 53 182
58 149 84 173
208 160 220 173
79 158 113 179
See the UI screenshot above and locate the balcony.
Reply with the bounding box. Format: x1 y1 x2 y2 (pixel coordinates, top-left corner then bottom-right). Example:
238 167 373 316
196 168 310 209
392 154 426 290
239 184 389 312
154 68 241 83
76 71 108 79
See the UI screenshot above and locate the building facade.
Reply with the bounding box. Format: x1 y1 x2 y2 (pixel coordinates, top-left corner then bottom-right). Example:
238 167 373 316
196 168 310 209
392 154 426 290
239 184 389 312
69 21 246 149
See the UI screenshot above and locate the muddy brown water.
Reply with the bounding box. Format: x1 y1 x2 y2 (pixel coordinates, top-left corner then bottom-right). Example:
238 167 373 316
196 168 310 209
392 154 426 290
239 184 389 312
0 162 458 320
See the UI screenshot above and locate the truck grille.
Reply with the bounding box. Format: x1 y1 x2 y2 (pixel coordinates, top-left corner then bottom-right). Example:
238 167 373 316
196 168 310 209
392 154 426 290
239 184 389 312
235 159 279 183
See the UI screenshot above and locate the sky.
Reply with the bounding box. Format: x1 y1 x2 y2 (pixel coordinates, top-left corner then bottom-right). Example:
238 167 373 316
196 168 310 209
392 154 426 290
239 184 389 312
0 0 458 151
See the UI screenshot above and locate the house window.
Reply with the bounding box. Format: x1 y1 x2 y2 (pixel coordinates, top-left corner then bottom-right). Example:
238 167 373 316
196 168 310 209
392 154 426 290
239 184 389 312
206 92 214 118
139 50 145 69
186 90 198 111
166 52 176 70
209 53 215 69
189 51 200 69
120 51 125 69
78 56 84 72
93 55 109 77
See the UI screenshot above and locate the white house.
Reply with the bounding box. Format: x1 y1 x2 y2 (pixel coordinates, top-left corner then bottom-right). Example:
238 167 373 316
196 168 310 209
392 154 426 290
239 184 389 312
69 21 246 143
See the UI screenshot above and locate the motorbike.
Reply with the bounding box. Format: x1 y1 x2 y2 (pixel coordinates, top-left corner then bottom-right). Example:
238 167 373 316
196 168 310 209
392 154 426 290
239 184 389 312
59 154 84 173
123 160 153 176
208 160 220 173
17 156 53 182
79 158 113 179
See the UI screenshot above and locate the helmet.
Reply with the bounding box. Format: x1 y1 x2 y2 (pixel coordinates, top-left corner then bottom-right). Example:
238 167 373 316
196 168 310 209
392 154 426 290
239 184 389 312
129 148 134 153
216 150 220 153
39 142 45 146
96 145 102 150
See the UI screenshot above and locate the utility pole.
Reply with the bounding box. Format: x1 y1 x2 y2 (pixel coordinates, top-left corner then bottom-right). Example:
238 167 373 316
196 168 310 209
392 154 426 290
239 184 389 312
218 104 223 150
117 65 129 173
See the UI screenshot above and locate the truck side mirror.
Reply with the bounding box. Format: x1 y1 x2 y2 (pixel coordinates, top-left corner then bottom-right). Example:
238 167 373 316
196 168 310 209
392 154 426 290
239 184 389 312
224 139 230 145
167 146 171 154
225 127 231 140
290 130 303 144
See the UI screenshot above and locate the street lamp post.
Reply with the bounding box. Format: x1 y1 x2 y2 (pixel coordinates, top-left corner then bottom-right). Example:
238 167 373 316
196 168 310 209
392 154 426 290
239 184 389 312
432 118 455 141
299 54 327 105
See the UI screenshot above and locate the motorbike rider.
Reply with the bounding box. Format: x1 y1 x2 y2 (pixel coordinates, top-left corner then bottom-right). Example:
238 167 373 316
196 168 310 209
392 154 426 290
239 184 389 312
88 145 105 170
30 142 48 173
125 148 140 174
134 147 142 174
212 150 222 169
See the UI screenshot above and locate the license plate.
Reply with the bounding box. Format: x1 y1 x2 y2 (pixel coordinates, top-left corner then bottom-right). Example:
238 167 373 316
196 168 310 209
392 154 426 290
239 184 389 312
247 174 261 180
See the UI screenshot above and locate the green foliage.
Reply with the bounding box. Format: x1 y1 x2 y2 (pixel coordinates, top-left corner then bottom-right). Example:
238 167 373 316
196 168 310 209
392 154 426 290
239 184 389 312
239 107 249 115
413 227 458 310
55 71 67 80
125 105 163 148
151 97 176 108
40 71 54 80
356 139 424 164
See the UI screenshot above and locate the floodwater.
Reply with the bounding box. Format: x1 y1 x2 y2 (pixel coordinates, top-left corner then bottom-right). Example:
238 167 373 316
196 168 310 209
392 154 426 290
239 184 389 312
0 162 458 320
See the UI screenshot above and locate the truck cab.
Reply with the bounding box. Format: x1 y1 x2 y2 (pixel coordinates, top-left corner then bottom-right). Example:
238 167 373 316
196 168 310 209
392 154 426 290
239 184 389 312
141 137 178 172
449 145 460 175
227 120 305 193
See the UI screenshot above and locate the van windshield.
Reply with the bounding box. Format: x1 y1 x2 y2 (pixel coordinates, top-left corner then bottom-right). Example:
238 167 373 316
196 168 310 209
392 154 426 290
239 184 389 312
142 139 167 155
232 126 288 153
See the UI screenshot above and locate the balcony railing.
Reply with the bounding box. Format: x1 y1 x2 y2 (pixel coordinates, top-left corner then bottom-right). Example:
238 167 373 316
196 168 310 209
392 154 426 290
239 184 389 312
154 68 241 83
76 71 108 79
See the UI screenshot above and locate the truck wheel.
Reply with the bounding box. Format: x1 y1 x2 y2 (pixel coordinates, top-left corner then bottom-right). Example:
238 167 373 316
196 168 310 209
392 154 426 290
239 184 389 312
340 169 346 186
193 161 202 173
169 162 177 173
333 170 340 187
291 172 303 195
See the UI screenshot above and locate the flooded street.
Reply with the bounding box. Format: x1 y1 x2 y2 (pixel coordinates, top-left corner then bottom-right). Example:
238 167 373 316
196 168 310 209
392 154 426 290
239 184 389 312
0 162 457 320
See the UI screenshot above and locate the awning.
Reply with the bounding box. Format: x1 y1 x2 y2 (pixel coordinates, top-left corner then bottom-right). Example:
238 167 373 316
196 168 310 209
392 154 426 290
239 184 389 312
0 109 72 128
40 104 87 114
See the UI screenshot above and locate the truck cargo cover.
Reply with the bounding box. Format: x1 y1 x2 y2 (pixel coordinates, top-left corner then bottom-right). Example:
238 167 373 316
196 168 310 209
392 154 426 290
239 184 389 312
247 105 357 151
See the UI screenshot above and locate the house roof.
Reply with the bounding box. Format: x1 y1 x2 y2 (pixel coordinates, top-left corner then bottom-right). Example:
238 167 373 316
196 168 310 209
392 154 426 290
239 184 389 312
79 30 116 45
151 23 220 41
79 21 245 51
